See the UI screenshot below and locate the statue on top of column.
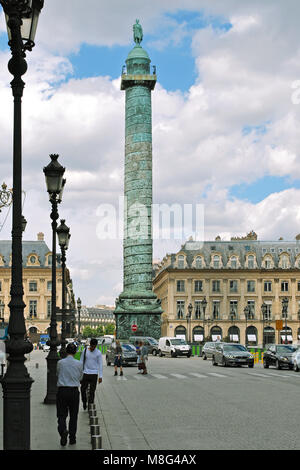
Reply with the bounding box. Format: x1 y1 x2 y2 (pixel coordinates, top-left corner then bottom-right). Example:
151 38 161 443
133 19 143 45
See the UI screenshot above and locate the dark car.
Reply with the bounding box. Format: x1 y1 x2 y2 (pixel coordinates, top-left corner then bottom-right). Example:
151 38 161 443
263 344 298 370
106 342 138 366
202 342 222 360
129 336 159 356
212 343 254 368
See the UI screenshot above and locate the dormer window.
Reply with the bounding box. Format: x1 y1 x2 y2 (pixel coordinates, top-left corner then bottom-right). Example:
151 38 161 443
230 256 237 269
213 255 220 269
195 256 202 269
248 255 255 269
264 256 272 269
280 255 289 269
30 256 37 264
178 255 184 269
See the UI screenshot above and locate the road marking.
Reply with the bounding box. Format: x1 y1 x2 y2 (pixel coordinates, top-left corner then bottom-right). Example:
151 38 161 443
189 373 207 378
170 373 187 379
207 373 227 378
151 374 168 379
117 376 128 381
247 372 270 378
133 375 144 380
267 373 292 378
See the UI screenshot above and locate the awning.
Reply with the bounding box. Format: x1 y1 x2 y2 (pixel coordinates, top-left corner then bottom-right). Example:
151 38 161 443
281 335 293 341
212 335 222 341
247 334 256 341
194 334 203 341
175 335 186 340
230 334 239 341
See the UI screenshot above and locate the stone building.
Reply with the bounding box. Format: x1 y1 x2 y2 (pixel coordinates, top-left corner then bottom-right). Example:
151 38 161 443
77 305 115 330
0 233 75 342
153 232 300 346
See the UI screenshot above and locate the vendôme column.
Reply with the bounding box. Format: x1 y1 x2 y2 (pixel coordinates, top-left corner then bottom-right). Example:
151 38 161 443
115 20 163 339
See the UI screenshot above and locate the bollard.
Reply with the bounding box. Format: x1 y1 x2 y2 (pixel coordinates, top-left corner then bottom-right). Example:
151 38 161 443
89 416 99 426
88 403 96 411
89 409 97 418
35 363 39 368
90 424 100 436
91 434 102 450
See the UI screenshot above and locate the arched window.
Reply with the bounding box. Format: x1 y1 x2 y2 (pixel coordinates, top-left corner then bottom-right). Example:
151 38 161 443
195 256 202 269
264 256 272 269
213 255 220 269
175 325 186 339
281 255 289 269
248 255 254 269
228 326 240 343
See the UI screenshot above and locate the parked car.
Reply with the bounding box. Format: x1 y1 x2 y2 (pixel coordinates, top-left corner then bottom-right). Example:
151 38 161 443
292 348 300 372
158 337 191 358
202 342 222 360
212 343 254 367
129 336 159 355
263 344 298 370
106 341 138 366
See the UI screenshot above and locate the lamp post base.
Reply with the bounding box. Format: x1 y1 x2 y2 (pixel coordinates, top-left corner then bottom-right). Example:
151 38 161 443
43 351 59 405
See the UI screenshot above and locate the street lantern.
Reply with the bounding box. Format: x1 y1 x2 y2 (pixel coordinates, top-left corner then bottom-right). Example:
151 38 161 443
77 297 82 339
21 215 27 232
43 154 65 196
4 0 44 50
201 297 207 342
57 219 70 249
0 0 44 451
186 303 193 343
261 302 268 348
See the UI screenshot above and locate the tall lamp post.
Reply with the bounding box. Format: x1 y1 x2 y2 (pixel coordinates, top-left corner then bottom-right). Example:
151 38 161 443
186 302 193 343
43 154 65 404
77 297 82 340
282 297 289 345
244 305 250 347
261 302 267 349
57 219 70 358
201 296 207 342
0 0 44 450
230 308 236 342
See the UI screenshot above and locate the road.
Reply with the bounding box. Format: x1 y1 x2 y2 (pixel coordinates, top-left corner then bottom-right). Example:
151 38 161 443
0 351 299 451
98 353 300 450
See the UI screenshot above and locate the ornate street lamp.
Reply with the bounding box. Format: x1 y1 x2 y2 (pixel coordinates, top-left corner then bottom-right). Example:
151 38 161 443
244 305 250 347
0 0 44 450
186 302 193 343
201 296 207 342
261 302 267 349
230 307 236 343
281 297 289 345
57 219 70 358
77 297 82 340
43 154 65 404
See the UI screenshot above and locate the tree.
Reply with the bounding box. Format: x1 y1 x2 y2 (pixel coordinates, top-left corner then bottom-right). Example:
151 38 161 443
104 323 115 335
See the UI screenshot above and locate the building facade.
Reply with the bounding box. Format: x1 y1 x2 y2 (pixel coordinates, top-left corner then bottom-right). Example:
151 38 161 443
153 233 300 346
0 233 75 341
78 305 115 330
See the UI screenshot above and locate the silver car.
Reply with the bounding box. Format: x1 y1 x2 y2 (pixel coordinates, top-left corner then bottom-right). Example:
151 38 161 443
291 348 300 372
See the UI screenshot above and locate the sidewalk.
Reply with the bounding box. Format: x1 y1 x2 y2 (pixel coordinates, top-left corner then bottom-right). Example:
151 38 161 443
0 350 92 451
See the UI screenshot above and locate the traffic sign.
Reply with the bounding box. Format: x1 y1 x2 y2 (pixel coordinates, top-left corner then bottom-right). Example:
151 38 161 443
131 324 138 332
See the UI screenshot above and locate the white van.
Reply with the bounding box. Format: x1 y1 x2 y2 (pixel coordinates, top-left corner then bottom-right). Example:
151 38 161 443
158 337 191 358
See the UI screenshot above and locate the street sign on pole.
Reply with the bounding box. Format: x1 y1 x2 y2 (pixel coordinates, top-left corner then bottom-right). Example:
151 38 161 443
131 324 138 333
276 320 283 331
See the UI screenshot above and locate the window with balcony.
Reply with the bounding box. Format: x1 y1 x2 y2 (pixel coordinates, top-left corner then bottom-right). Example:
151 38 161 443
194 301 202 319
229 300 238 318
176 300 185 319
212 301 220 319
29 300 37 318
247 300 255 319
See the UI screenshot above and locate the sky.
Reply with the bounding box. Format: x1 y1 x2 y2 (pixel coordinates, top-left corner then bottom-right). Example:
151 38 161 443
1 0 300 306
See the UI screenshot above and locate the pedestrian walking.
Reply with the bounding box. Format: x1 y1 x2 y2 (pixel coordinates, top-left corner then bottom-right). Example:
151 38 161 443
136 341 142 373
56 342 83 446
114 340 123 376
80 338 103 410
140 341 149 375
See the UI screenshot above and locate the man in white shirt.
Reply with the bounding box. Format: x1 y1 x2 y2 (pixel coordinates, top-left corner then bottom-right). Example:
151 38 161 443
56 343 83 446
80 338 103 410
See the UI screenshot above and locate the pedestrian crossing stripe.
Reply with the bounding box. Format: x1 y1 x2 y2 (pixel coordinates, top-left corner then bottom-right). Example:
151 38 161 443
189 373 207 378
207 373 227 378
170 373 187 379
152 374 168 379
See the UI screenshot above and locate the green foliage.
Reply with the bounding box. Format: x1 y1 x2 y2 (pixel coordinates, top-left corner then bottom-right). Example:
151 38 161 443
104 323 115 335
82 325 103 338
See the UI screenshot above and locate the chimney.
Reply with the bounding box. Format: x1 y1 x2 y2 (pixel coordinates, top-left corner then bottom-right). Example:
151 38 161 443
37 232 44 241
